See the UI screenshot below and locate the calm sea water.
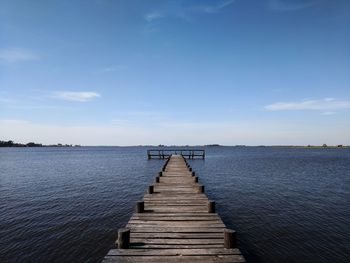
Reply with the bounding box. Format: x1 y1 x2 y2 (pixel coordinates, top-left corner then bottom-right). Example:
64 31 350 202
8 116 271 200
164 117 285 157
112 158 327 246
0 146 349 262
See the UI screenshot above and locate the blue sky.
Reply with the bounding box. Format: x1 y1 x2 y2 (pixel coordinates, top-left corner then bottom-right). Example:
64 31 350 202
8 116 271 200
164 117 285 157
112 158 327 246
1 0 349 145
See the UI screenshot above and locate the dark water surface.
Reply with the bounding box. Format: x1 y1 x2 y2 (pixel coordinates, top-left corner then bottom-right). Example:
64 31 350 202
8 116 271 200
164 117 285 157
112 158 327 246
0 147 349 262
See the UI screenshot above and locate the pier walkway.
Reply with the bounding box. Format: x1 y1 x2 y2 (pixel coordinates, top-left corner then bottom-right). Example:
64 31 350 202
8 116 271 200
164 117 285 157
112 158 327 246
103 155 245 262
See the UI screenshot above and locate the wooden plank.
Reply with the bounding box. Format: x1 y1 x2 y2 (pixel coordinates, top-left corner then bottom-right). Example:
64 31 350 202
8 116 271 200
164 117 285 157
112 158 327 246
144 202 208 205
126 222 225 227
104 255 245 263
130 233 223 238
130 216 222 221
143 196 207 199
106 248 241 256
133 213 219 216
127 218 223 223
144 207 208 213
129 216 222 221
143 201 209 205
145 202 208 209
125 227 226 233
128 244 224 249
130 238 223 245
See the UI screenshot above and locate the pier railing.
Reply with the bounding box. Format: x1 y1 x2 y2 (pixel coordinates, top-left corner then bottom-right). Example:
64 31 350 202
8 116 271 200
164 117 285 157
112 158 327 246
147 149 205 159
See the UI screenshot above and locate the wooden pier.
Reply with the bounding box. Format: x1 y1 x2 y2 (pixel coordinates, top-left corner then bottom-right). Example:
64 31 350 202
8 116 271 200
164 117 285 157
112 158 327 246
103 155 245 262
147 149 205 159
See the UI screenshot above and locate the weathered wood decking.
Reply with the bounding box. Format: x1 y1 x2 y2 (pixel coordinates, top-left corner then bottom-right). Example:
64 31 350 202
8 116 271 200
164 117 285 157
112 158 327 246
103 155 245 262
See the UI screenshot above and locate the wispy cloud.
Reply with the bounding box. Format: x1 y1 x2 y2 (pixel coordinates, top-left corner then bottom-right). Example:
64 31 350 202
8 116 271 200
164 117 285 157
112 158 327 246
143 0 236 32
0 119 29 124
0 48 40 63
144 11 165 22
268 0 319 11
53 91 101 102
0 94 74 110
321 111 336 116
265 98 350 111
9 105 73 110
143 9 168 34
100 65 127 72
193 0 235 14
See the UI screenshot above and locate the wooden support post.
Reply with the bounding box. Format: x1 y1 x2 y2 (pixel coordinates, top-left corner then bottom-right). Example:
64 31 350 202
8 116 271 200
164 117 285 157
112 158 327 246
208 200 215 213
136 201 144 213
197 184 204 193
158 171 162 177
155 176 160 183
117 228 130 249
224 229 236 248
189 167 192 172
148 185 154 194
162 166 166 172
191 171 195 176
194 176 198 183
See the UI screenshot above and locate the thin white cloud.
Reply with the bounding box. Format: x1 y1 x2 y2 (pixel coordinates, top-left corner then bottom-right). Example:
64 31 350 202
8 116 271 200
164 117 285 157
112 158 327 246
194 0 235 14
144 11 165 22
268 0 319 11
0 95 74 110
143 0 235 30
101 67 115 72
0 119 29 124
265 98 350 111
9 105 73 110
321 111 336 116
53 91 101 102
0 48 40 63
100 65 127 72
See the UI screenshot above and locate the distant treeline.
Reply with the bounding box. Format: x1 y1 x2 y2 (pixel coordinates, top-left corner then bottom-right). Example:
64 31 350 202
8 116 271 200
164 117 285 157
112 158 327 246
0 140 78 147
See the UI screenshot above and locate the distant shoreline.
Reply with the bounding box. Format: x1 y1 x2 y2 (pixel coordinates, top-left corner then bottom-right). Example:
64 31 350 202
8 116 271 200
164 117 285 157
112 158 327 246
0 140 80 148
1 140 349 148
